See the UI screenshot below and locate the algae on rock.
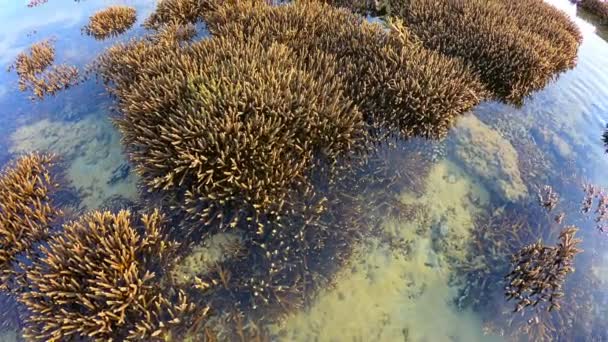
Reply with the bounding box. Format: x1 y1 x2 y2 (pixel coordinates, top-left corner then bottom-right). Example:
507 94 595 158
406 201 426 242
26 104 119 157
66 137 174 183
450 115 528 202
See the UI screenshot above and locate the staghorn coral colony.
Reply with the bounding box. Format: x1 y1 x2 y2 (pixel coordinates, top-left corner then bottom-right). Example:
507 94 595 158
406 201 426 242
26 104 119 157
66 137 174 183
0 153 60 292
8 40 79 100
20 210 195 341
385 0 582 104
83 6 138 40
1 0 592 340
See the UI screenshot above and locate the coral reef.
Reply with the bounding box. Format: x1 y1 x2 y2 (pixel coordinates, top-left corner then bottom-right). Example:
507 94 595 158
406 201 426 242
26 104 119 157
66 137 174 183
505 226 582 312
579 0 608 23
202 0 486 140
8 40 79 100
0 153 60 292
83 6 138 40
386 0 581 104
450 115 528 202
144 0 212 29
20 209 196 341
98 33 368 231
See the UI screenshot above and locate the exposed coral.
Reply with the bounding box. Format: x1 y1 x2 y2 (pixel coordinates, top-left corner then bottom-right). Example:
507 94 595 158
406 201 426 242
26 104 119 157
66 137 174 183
202 0 486 140
20 210 196 341
579 0 608 23
0 153 60 292
505 226 582 313
386 0 581 104
450 115 528 202
144 0 212 29
98 34 368 231
8 40 79 100
83 6 137 40
10 116 139 210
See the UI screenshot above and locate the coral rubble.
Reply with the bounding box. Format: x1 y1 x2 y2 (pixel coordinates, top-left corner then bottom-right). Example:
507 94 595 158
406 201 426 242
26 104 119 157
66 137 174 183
20 209 195 341
0 153 60 292
83 6 138 40
385 0 581 104
9 40 79 99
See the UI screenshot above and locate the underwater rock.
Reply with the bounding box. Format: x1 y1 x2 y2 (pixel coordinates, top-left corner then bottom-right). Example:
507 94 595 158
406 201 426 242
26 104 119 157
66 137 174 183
450 115 528 202
107 162 130 185
531 126 573 160
171 232 244 286
10 116 139 209
9 40 80 100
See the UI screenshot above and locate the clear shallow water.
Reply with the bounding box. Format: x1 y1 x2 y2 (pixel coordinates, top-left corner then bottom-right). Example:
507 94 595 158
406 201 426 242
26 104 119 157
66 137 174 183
1 0 608 341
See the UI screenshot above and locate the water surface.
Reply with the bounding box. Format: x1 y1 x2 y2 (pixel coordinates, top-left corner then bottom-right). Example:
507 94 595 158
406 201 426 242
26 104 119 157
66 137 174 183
1 1 608 341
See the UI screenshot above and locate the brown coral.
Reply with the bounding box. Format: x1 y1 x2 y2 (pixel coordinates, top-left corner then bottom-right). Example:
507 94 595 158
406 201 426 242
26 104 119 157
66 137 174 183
83 6 138 40
385 0 581 105
20 209 196 341
98 34 368 231
144 0 213 29
505 226 582 313
9 40 80 100
203 0 486 140
0 153 60 292
579 0 608 23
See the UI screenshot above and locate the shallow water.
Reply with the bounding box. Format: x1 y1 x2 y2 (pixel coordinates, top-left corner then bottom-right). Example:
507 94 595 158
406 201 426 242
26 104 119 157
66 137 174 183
1 0 608 341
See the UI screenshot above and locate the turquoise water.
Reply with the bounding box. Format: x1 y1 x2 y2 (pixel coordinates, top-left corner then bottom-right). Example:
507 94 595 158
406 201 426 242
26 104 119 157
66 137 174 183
1 0 608 341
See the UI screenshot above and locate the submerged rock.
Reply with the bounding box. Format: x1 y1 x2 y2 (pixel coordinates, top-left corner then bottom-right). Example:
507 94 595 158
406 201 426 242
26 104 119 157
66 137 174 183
450 115 528 202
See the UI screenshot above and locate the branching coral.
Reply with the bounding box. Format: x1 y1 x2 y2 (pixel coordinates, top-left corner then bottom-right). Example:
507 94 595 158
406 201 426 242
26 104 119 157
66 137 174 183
98 34 368 231
9 40 79 99
20 210 196 341
579 0 608 23
505 226 582 313
385 0 581 105
83 6 137 40
0 153 60 292
144 0 214 29
203 0 486 140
